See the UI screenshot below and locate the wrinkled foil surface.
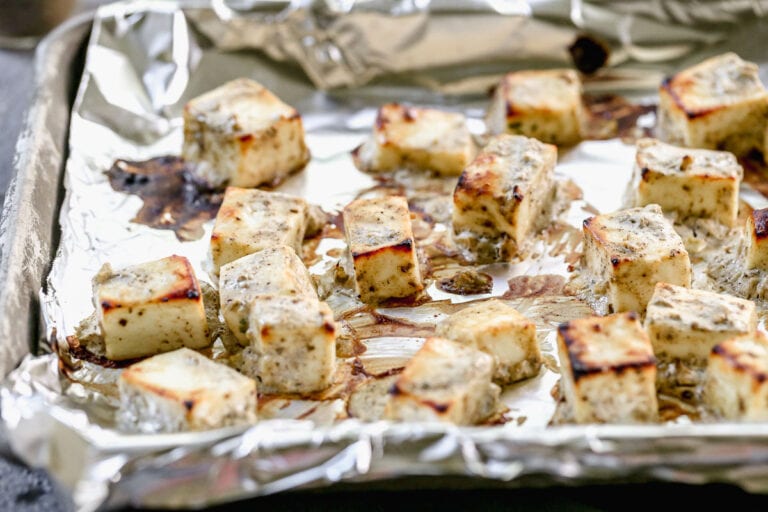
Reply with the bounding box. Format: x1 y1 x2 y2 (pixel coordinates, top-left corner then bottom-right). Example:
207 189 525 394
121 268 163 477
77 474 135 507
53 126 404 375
5 1 768 510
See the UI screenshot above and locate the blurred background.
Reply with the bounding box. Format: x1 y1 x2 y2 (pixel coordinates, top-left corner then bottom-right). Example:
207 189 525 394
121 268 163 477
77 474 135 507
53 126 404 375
0 0 106 208
3 1 768 510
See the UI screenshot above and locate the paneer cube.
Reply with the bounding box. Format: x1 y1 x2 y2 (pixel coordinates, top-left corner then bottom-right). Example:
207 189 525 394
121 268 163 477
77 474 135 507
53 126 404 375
93 255 210 361
118 348 257 432
436 299 541 385
658 53 768 157
383 337 500 425
705 333 768 420
633 138 743 227
352 103 475 176
246 296 337 394
583 204 691 314
486 69 584 146
219 246 316 346
210 187 309 272
645 283 756 365
557 312 658 424
745 208 768 271
343 196 424 303
452 134 557 262
182 78 310 187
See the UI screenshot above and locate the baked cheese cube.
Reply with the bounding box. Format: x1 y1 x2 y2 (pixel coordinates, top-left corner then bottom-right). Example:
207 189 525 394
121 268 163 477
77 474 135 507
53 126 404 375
246 296 337 394
343 196 424 303
658 53 768 157
219 246 316 346
486 69 584 146
583 204 691 314
93 255 209 361
353 103 475 176
452 134 557 262
745 208 768 271
182 78 310 187
645 283 756 365
436 299 541 385
210 187 309 272
705 333 768 420
633 138 743 227
119 348 257 432
557 312 658 424
383 337 500 425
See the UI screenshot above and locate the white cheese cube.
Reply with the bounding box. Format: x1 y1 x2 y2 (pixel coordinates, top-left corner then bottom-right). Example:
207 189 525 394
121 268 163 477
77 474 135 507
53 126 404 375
182 78 310 187
347 374 400 422
633 138 743 227
383 337 500 425
353 103 475 176
452 134 557 262
343 196 424 304
705 333 768 420
645 283 756 365
219 246 316 347
436 299 541 385
745 208 768 271
210 187 309 272
583 204 691 314
118 348 257 432
93 255 209 361
246 296 337 394
658 53 768 157
557 312 658 424
486 69 584 146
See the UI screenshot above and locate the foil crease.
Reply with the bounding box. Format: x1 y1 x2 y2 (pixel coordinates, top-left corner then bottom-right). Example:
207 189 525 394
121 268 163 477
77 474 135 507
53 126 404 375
5 1 768 510
187 0 768 90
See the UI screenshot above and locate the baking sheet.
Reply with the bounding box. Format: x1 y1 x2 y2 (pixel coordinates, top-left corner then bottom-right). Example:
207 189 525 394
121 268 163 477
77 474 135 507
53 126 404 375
6 1 768 510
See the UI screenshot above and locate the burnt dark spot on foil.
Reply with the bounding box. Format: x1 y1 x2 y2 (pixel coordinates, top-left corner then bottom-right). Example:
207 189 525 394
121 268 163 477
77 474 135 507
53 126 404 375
437 269 493 295
568 34 610 75
376 292 431 308
503 274 565 299
107 156 223 241
339 305 436 341
582 94 656 142
65 335 141 369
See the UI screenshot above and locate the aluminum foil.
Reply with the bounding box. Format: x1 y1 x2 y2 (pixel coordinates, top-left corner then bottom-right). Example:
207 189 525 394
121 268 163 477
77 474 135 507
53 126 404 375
6 1 768 510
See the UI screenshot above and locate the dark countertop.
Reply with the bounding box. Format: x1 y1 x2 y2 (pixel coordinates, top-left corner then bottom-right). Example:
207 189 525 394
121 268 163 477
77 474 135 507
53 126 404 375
0 47 34 209
2 4 768 511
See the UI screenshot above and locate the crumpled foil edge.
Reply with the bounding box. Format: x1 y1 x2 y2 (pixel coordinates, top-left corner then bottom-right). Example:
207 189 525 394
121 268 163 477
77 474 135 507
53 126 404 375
6 1 768 510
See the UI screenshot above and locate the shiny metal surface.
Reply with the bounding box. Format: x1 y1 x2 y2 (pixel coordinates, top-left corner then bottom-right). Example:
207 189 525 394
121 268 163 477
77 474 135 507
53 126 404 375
4 2 768 510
